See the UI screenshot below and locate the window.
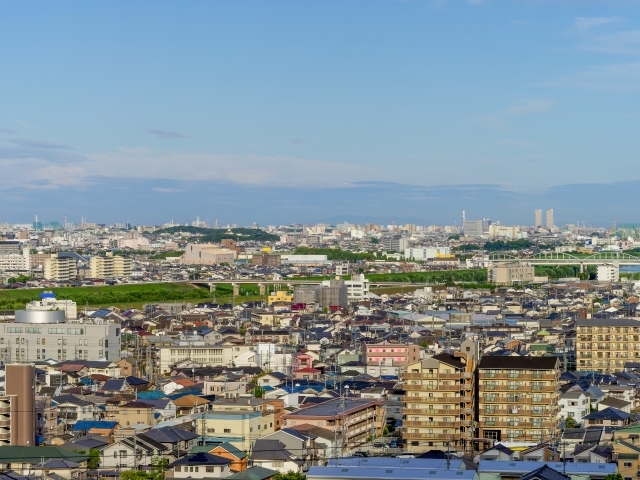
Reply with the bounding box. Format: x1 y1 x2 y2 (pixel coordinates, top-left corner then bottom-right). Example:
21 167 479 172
624 463 633 468
206 467 214 473
175 467 181 472
224 429 231 433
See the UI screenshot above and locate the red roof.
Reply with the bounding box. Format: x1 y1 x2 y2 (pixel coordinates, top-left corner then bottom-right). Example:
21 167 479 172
295 367 321 373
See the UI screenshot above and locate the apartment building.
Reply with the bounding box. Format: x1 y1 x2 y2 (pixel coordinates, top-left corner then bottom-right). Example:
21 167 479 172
487 263 534 285
203 402 276 451
283 398 385 452
576 318 640 373
182 243 236 265
157 343 256 373
0 364 36 446
363 341 420 368
89 252 132 278
402 350 475 453
43 255 76 281
477 356 560 443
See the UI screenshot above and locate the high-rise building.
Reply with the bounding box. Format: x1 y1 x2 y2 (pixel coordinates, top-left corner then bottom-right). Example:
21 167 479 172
43 254 76 281
0 364 36 446
546 209 554 229
402 341 476 453
477 356 560 444
534 209 543 227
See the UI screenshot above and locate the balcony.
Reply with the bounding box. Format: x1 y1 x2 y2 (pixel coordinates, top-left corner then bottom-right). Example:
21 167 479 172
0 406 10 414
479 373 556 381
403 432 461 440
403 408 461 415
405 397 460 404
404 421 462 427
0 420 10 428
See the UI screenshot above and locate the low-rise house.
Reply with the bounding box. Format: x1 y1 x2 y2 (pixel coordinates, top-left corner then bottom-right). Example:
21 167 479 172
598 397 632 414
251 439 303 474
226 466 277 480
52 395 95 430
34 459 85 480
559 386 590 427
144 426 199 459
583 407 631 428
112 401 158 427
170 452 233 480
173 394 210 415
99 433 167 469
614 440 640 480
0 446 88 475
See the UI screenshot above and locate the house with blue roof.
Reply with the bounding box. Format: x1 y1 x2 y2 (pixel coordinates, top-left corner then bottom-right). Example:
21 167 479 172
583 407 631 427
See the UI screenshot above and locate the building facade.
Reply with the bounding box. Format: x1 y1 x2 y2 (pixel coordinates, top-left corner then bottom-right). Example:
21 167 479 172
576 318 640 373
477 356 560 443
487 263 535 285
363 342 421 368
44 255 76 281
402 351 475 453
0 364 36 446
89 252 132 278
182 244 236 265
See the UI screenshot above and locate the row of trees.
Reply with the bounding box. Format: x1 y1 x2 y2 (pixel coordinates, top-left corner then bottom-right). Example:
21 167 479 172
294 247 378 262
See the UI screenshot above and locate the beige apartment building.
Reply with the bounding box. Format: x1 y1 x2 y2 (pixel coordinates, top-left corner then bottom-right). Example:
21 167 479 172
576 318 640 373
402 349 476 453
89 252 132 279
487 262 534 285
44 255 77 281
182 243 236 265
477 356 560 444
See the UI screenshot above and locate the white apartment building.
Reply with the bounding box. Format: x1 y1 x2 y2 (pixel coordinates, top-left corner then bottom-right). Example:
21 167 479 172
597 264 619 283
404 246 451 260
488 224 520 239
158 343 257 373
558 386 590 427
344 273 370 301
0 249 31 273
43 255 77 281
90 252 132 278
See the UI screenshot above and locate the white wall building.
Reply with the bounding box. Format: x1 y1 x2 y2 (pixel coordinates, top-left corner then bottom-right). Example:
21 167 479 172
26 292 77 320
344 273 370 301
597 264 619 283
558 387 590 426
404 246 450 260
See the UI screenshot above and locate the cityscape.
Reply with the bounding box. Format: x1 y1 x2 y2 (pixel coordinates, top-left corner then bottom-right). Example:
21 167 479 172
3 2 640 480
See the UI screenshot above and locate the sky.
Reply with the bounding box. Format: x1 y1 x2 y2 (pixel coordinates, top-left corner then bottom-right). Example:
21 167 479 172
2 1 640 227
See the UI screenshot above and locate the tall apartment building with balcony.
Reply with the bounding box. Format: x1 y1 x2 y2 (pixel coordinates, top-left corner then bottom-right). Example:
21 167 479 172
576 319 640 373
477 356 560 444
90 252 132 279
402 350 476 453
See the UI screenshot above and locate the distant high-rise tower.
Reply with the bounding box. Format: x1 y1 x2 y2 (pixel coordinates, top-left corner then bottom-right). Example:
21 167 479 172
534 209 543 227
462 210 466 224
546 209 554 229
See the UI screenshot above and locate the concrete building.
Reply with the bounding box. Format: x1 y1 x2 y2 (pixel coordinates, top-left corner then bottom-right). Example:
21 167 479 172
157 343 256 373
404 246 451 260
203 408 275 451
0 241 20 255
363 341 420 368
0 308 120 363
597 264 619 282
535 209 543 228
487 263 534 285
402 351 476 453
477 356 560 443
293 278 348 309
44 255 76 281
26 292 77 320
0 247 30 274
576 318 640 373
182 243 236 265
463 220 483 238
488 225 520 239
251 253 281 266
343 274 370 301
381 234 408 252
0 364 36 446
546 209 554 229
89 252 132 278
558 386 590 427
283 398 385 452
282 255 330 266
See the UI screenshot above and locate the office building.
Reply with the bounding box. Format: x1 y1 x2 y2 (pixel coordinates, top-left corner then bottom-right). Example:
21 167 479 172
181 243 236 265
0 364 36 446
382 234 408 252
0 249 30 273
402 348 476 453
0 307 120 363
488 224 520 239
576 318 640 373
293 278 348 308
463 220 483 238
487 263 535 285
343 273 370 301
89 252 132 278
43 254 76 281
597 264 619 282
534 209 543 227
546 209 554 229
477 356 560 443
251 253 281 266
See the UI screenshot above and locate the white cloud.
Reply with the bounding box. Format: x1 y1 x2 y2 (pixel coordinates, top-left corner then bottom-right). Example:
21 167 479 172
0 147 395 190
478 100 553 129
574 17 621 32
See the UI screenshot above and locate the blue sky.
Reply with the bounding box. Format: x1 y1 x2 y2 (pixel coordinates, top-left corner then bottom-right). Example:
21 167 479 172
2 1 640 226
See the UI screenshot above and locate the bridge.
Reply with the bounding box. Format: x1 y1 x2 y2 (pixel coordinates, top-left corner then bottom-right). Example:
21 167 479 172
488 251 640 271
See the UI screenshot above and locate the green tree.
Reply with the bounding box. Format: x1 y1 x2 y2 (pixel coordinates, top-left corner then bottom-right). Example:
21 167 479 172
87 448 101 469
273 472 306 480
565 416 577 429
151 457 169 480
120 471 151 480
604 474 624 480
